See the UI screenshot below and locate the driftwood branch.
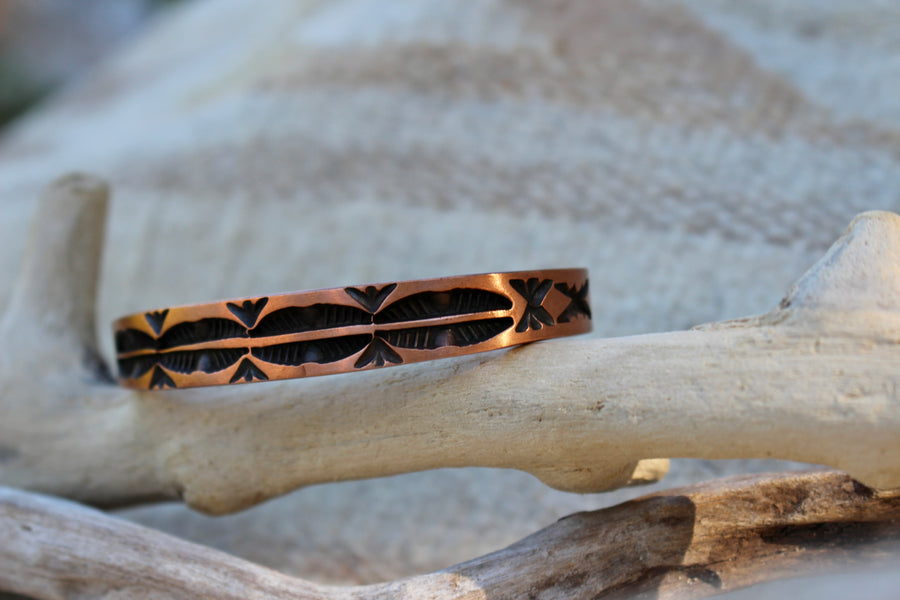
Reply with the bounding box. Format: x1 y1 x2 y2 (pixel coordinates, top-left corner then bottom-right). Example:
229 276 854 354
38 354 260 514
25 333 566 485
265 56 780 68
0 175 899 514
2 470 898 599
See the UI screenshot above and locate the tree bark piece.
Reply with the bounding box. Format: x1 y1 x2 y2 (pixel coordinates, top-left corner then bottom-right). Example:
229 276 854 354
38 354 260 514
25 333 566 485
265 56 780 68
1 175 900 513
2 471 898 599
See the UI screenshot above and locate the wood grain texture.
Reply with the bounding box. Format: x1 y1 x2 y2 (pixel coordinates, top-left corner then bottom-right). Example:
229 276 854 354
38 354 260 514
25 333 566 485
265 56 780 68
3 471 899 599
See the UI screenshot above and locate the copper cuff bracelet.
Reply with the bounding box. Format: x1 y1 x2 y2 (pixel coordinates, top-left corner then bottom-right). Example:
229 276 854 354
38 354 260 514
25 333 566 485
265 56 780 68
113 269 591 389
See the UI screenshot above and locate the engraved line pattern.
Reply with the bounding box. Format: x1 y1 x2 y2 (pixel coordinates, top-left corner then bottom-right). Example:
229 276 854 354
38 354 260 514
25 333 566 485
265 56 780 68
379 317 514 350
374 289 512 324
230 358 269 384
145 309 169 335
115 329 157 354
555 281 591 323
149 366 175 390
251 304 371 337
345 284 397 313
158 318 248 349
354 337 403 368
116 277 590 387
251 335 372 366
226 298 269 328
510 278 555 333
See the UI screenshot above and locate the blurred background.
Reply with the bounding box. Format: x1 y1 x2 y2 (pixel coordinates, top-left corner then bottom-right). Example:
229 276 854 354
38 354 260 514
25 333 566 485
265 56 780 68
0 0 180 128
1 0 899 593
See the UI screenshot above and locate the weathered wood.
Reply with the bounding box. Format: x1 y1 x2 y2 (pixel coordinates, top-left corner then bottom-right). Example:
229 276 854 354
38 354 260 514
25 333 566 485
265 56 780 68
2 471 898 599
1 175 900 516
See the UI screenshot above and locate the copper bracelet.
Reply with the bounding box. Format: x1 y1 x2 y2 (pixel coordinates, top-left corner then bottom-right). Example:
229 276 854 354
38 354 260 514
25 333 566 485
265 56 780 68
113 269 591 389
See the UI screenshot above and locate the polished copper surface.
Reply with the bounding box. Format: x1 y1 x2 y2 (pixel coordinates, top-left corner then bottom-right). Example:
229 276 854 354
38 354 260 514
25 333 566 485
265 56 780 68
113 269 591 389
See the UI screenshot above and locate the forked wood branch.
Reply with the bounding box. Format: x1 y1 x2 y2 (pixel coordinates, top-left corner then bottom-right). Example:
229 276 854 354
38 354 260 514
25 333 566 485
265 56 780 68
2 470 899 599
1 175 899 513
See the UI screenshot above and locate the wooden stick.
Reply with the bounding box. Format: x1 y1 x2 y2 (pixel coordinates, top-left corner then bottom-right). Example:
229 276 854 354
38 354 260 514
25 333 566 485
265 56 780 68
0 173 109 377
2 471 898 599
1 175 899 514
